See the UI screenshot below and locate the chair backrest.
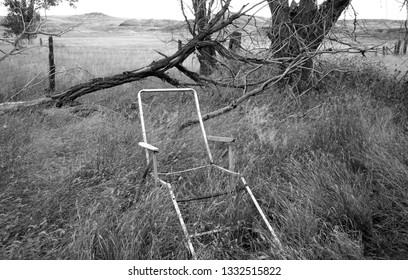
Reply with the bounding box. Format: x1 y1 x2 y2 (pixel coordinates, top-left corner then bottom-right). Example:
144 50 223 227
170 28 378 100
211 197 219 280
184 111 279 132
137 88 213 164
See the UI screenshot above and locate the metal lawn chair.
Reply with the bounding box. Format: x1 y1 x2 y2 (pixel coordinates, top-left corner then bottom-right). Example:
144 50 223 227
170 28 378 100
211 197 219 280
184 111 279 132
137 88 282 259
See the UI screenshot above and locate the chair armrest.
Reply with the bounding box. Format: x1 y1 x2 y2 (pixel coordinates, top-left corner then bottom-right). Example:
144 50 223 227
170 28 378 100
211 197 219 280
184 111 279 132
207 135 235 143
138 142 159 152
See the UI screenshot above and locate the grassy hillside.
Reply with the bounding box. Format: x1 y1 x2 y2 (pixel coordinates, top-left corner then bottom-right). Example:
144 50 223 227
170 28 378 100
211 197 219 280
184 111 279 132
119 18 185 32
38 13 188 35
8 13 404 37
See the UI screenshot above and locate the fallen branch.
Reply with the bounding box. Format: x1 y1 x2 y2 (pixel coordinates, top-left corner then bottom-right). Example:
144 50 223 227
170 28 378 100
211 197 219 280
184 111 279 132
0 1 249 113
50 0 246 106
0 98 55 116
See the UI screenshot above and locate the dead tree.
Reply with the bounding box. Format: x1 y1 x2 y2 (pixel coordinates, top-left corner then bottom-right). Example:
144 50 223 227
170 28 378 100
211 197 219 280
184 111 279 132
266 0 352 89
1 1 294 114
180 0 218 75
1 0 360 126
267 0 352 55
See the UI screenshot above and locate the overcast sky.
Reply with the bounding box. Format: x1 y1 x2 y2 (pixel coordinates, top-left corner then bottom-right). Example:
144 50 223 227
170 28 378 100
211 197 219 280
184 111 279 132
0 0 407 20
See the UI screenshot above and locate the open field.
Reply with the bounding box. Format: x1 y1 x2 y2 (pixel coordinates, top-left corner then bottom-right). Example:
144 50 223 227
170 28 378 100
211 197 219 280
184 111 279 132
1 13 408 260
0 14 196 102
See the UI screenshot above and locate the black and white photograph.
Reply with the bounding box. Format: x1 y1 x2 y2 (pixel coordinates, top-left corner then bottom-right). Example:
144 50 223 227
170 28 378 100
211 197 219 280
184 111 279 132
1 0 407 278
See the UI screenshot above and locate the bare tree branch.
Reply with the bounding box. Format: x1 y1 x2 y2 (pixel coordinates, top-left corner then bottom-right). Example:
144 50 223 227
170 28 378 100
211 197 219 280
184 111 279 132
179 53 311 130
49 0 249 106
179 0 195 35
0 4 81 63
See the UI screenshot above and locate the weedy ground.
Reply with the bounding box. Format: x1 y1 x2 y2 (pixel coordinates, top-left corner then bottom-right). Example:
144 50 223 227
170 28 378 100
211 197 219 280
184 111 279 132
1 47 408 259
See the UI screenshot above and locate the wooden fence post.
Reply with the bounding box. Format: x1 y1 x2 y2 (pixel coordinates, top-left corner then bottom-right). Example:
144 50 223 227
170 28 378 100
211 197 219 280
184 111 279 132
394 40 401 55
178 39 183 51
48 36 56 94
403 39 408 55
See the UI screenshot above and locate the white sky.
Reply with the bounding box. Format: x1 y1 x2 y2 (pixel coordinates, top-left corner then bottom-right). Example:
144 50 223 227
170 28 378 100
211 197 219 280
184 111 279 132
0 0 407 20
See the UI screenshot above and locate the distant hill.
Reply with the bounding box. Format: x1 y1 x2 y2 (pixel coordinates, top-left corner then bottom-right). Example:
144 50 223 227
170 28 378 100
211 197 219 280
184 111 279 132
67 12 115 22
119 18 186 32
335 19 406 30
333 19 408 40
2 12 405 39
40 13 126 35
118 14 270 32
40 13 186 34
120 18 180 27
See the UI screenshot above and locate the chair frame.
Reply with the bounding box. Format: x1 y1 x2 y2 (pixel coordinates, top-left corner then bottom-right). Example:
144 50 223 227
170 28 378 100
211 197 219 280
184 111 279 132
137 88 282 259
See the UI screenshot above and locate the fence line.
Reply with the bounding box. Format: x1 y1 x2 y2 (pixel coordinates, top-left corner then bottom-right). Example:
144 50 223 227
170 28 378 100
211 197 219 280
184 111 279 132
2 34 406 103
0 36 183 103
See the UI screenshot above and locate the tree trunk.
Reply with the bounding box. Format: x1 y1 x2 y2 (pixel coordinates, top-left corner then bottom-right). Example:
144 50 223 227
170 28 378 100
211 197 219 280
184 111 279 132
27 0 36 44
267 0 351 90
228 31 242 54
193 0 217 75
268 0 351 53
404 3 408 42
267 0 292 58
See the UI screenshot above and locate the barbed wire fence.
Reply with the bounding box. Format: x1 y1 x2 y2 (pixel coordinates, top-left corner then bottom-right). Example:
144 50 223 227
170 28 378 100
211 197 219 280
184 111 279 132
0 35 200 103
1 19 407 104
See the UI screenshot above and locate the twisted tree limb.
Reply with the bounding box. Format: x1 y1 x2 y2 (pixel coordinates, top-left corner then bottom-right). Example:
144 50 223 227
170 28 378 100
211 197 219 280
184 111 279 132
179 53 310 130
50 0 247 106
1 1 246 113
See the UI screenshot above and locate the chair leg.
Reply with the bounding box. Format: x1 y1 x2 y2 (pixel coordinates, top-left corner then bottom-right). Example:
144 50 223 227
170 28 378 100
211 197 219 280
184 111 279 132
152 152 159 188
163 180 197 259
228 143 235 187
241 177 283 251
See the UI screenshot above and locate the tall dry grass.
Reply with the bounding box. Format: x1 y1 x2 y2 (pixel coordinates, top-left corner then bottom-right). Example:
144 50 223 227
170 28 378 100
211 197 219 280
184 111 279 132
1 48 408 259
232 58 408 259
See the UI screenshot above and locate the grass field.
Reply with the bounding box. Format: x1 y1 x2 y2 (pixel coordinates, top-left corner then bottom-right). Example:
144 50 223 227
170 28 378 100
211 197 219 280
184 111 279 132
0 29 196 102
1 14 408 260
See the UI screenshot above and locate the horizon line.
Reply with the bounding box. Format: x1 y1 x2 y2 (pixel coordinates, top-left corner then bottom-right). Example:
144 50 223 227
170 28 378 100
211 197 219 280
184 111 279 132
0 12 406 22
